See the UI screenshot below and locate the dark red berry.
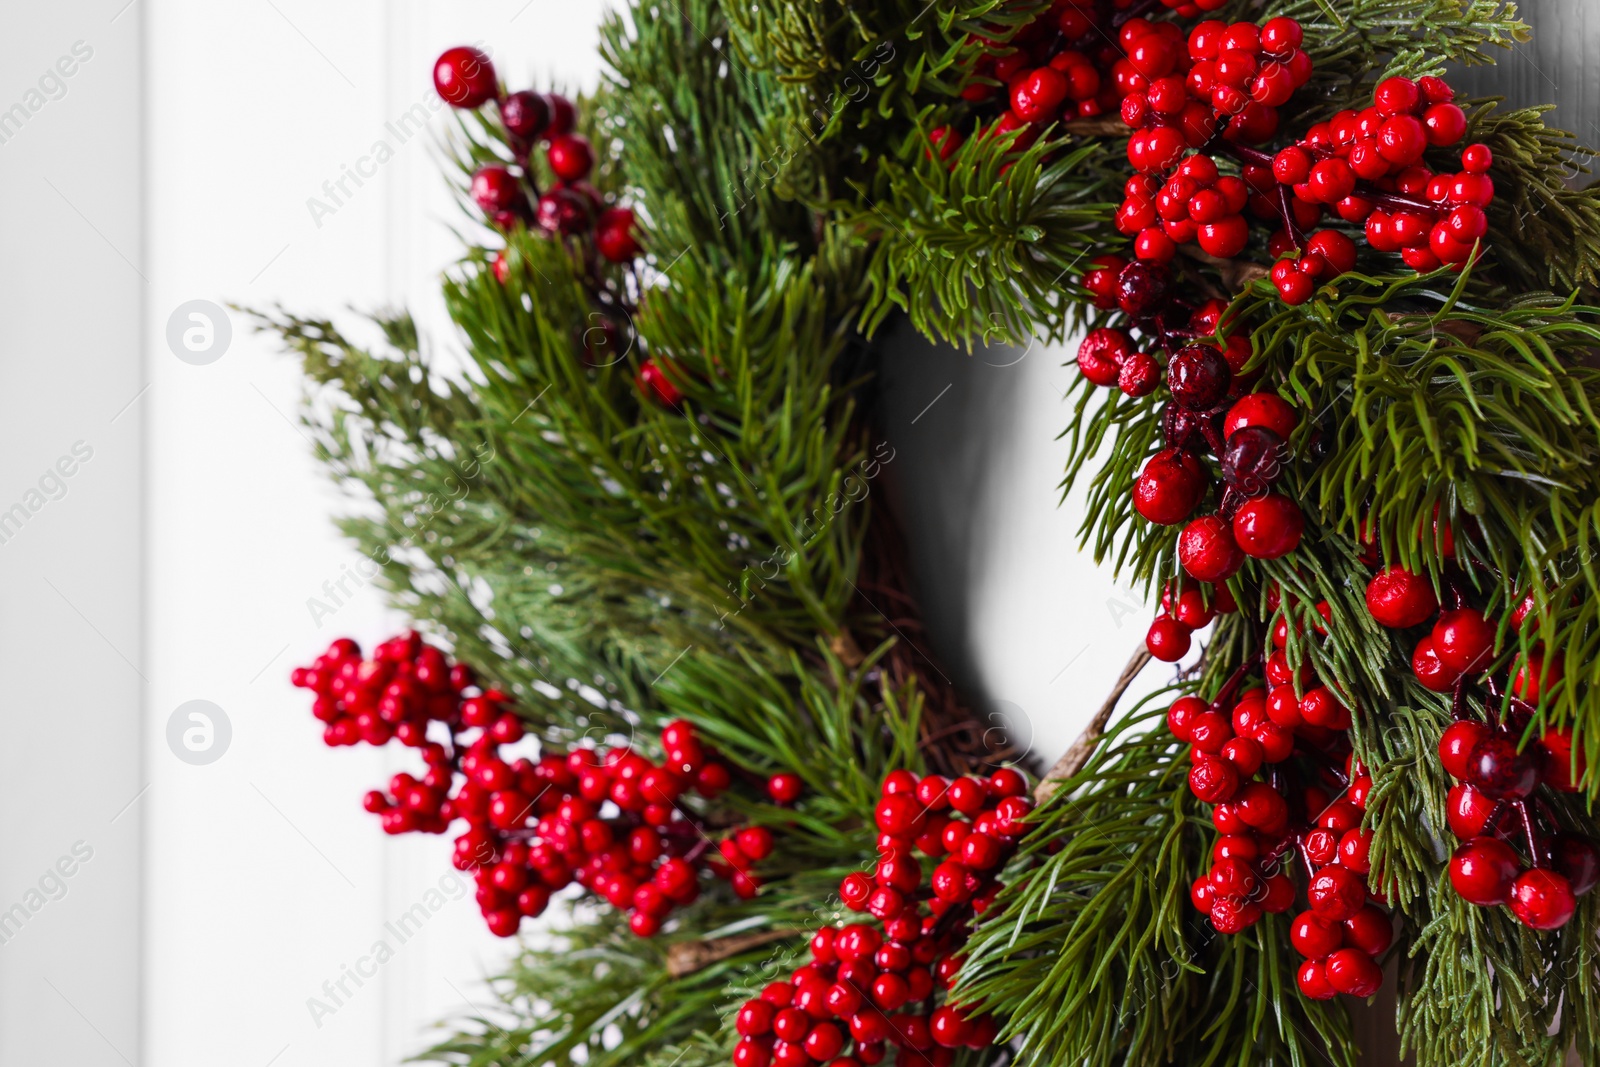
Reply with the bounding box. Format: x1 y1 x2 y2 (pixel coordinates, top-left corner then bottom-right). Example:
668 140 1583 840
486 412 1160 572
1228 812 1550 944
1116 261 1172 318
1551 834 1599 897
1466 736 1539 800
1168 343 1231 410
1220 426 1287 496
501 90 550 140
1297 959 1337 999
1119 351 1162 397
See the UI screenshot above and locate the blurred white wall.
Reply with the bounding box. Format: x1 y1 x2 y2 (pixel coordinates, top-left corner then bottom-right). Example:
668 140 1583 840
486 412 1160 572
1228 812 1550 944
141 4 609 1066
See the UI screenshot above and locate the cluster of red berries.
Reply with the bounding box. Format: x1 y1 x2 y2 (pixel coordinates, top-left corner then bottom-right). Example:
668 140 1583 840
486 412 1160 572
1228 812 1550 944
1257 75 1493 302
1437 717 1596 929
1170 653 1393 1000
1364 567 1563 703
1115 19 1311 263
1361 564 1595 929
729 768 1029 1067
433 47 639 270
292 633 798 939
1145 577 1237 662
433 46 681 407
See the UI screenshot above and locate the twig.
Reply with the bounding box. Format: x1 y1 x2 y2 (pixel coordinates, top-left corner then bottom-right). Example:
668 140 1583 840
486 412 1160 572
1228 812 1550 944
1033 646 1152 803
665 928 798 977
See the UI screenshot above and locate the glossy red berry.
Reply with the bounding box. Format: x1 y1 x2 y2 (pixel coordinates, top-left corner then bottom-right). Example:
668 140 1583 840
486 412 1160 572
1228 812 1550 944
1437 720 1490 779
1297 959 1337 1000
1232 493 1304 559
1223 393 1296 441
1365 566 1437 628
1449 836 1520 906
1179 515 1246 583
1290 911 1344 957
1307 864 1367 921
1509 868 1576 930
1411 636 1460 692
1134 449 1207 525
548 135 595 181
596 207 640 262
1325 947 1383 997
1551 834 1600 897
1446 783 1496 840
1432 608 1496 673
434 47 498 108
1146 616 1192 662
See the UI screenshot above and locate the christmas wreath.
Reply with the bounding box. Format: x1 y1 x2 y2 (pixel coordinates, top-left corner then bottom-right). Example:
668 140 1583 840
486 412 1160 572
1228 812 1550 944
256 0 1600 1063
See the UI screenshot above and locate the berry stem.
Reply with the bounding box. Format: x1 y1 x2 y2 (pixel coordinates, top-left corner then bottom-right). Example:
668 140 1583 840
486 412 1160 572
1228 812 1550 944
1516 799 1543 867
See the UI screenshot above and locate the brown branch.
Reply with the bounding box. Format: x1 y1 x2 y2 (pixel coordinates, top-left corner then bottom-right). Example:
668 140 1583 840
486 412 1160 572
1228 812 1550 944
1033 646 1152 803
1180 246 1271 292
1062 116 1128 138
665 928 798 977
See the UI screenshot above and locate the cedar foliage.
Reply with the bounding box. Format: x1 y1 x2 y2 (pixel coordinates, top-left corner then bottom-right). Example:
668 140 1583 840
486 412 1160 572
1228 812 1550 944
251 0 1600 1063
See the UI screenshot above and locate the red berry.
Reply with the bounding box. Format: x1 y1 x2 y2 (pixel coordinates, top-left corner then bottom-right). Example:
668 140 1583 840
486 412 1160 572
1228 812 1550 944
1461 143 1493 174
1297 959 1337 999
1539 729 1586 793
1146 616 1193 662
1209 896 1262 934
1134 449 1207 525
1167 695 1208 741
596 207 640 263
434 47 498 109
1337 828 1373 874
1232 494 1304 559
1342 905 1393 956
768 773 804 805
1449 836 1521 905
1118 351 1163 397
1325 947 1383 996
1365 566 1438 628
501 90 550 139
1304 827 1339 866
1438 721 1491 779
548 135 595 182
1446 783 1496 840
1299 687 1351 730
1168 343 1231 410
946 777 985 817
1512 652 1562 702
1552 834 1600 896
1223 393 1296 441
1466 736 1539 800
1179 515 1246 583
1509 868 1576 930
1290 911 1344 957
1076 328 1133 387
472 166 522 214
734 1041 772 1067
1423 102 1468 146
1307 865 1367 920
1011 67 1070 123
1188 757 1240 803
1412 636 1461 692
1432 609 1496 673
